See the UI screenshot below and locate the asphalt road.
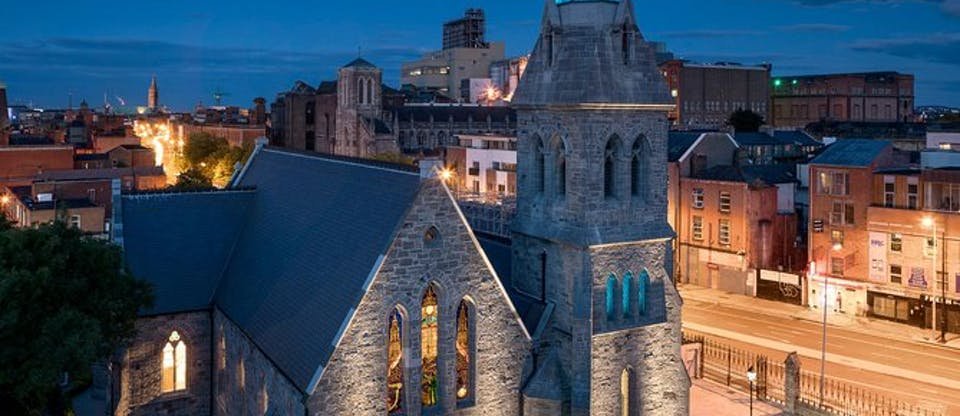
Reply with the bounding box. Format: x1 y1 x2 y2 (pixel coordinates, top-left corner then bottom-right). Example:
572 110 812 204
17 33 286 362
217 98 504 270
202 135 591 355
683 296 960 415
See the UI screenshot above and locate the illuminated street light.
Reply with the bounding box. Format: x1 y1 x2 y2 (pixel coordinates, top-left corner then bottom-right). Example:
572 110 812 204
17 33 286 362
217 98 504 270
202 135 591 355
922 216 946 343
0 195 9 205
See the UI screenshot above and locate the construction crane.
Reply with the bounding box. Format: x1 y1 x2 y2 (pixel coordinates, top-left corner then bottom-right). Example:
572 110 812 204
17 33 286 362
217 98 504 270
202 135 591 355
212 87 231 106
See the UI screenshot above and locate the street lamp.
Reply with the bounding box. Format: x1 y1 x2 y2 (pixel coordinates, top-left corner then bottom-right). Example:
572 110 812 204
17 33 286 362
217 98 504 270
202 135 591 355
747 365 757 416
922 216 946 343
818 243 841 406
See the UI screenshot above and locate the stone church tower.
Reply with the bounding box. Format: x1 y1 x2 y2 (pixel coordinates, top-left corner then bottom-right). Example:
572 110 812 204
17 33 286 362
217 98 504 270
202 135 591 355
335 58 383 157
511 0 690 414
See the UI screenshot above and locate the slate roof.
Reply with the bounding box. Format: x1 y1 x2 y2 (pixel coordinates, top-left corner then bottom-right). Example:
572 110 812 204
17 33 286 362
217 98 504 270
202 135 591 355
74 153 109 161
215 147 421 391
810 139 891 167
774 130 821 147
475 234 547 335
9 135 54 146
691 164 797 186
37 166 166 181
734 132 785 147
121 190 254 315
667 132 702 162
343 58 376 68
512 1 672 107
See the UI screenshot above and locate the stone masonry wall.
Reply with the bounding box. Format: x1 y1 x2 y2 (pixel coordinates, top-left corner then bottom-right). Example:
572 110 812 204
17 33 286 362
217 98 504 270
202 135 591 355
115 312 211 416
589 241 690 416
308 179 531 415
212 309 305 416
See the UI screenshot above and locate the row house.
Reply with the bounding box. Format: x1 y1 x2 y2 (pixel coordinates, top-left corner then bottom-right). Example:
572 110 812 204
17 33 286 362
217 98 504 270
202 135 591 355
444 134 517 198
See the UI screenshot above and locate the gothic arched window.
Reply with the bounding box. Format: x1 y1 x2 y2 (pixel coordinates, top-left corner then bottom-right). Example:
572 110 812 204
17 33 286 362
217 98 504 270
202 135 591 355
455 299 474 403
604 137 621 198
555 139 567 196
421 286 439 408
605 275 618 320
621 24 633 65
638 270 650 315
305 103 315 126
358 78 366 104
367 78 374 105
622 272 634 318
620 368 632 416
535 136 545 194
631 136 648 198
387 308 405 414
161 331 187 393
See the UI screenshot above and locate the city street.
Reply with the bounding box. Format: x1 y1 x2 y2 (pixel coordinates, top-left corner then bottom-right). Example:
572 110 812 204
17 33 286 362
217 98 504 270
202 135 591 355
681 286 960 414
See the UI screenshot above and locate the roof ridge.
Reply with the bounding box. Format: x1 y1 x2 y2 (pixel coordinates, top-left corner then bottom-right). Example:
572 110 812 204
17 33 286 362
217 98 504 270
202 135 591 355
124 187 257 197
261 147 419 174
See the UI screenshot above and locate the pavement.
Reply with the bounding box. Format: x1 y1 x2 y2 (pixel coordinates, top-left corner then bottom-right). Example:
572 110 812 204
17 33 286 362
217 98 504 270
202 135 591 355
691 379 783 416
680 284 960 414
680 285 960 350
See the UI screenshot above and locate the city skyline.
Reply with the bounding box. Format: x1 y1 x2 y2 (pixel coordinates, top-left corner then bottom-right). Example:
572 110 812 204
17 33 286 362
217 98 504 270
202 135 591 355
1 0 958 110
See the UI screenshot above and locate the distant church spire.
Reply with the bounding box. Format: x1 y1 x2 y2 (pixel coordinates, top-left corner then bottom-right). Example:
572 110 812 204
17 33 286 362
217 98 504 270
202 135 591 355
148 75 159 110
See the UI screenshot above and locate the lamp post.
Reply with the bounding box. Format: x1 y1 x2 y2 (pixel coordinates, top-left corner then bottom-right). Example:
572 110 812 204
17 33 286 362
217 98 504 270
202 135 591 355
747 365 757 416
818 243 841 407
922 216 946 343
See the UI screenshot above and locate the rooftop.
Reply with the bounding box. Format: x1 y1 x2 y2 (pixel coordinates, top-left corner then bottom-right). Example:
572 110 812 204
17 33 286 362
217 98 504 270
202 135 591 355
810 139 892 167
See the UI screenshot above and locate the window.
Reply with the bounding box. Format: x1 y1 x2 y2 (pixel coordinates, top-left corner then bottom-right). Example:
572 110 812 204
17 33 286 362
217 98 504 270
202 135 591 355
387 309 405 414
535 138 545 193
620 368 632 416
621 273 633 318
305 102 315 125
890 265 903 284
719 192 732 213
421 286 439 407
890 233 902 252
831 230 844 244
367 78 374 105
358 78 365 104
692 189 704 209
604 137 620 198
831 257 845 276
69 215 81 229
718 219 731 246
925 237 936 258
455 300 473 404
692 216 704 241
907 179 919 209
637 270 649 315
161 331 187 393
556 140 567 196
818 171 849 196
606 275 618 320
830 201 855 226
424 226 440 247
631 137 647 198
884 176 895 208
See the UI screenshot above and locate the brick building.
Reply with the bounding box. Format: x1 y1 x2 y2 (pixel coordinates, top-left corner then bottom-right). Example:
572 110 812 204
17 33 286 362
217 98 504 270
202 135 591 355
0 145 75 186
1 185 105 235
660 60 771 130
771 72 915 128
808 140 897 315
396 105 516 154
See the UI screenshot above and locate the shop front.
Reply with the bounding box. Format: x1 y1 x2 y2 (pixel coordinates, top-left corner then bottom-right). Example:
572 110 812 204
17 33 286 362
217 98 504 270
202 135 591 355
921 295 960 335
807 275 868 316
868 291 925 328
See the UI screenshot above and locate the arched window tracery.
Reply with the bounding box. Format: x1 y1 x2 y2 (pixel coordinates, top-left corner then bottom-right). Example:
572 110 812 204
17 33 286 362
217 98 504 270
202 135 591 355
161 331 187 393
387 308 405 414
421 286 439 408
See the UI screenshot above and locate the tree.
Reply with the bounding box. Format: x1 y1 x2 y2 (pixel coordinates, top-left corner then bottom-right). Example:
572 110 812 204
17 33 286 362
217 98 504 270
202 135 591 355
177 132 254 188
728 109 765 133
0 222 153 414
171 168 215 191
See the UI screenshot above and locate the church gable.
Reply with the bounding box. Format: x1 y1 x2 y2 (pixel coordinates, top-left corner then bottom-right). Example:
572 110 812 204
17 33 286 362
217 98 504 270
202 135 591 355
309 178 531 416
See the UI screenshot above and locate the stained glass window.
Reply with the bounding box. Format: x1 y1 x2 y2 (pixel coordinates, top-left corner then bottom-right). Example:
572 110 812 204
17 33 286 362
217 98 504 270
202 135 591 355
638 270 649 315
605 275 618 320
622 273 633 317
387 309 405 414
161 331 186 393
421 287 439 407
455 300 471 402
620 368 631 416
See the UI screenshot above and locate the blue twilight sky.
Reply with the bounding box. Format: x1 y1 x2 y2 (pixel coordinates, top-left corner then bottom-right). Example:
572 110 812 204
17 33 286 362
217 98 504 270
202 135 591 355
1 0 958 111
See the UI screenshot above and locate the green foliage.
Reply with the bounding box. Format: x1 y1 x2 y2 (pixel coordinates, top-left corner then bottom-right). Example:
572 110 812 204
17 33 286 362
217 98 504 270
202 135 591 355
178 132 254 188
0 222 153 414
370 152 416 166
727 109 766 133
171 168 215 191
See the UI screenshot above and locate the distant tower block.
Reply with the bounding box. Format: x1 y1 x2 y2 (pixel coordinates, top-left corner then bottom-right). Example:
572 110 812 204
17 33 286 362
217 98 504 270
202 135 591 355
148 75 159 110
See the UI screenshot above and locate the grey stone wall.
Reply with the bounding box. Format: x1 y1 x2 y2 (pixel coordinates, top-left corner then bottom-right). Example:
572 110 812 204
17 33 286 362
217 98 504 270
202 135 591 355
308 179 531 415
115 312 211 416
514 110 670 245
212 309 305 416
589 242 689 416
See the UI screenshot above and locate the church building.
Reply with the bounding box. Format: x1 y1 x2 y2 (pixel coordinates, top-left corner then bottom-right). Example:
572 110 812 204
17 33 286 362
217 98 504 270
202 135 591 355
109 1 689 415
